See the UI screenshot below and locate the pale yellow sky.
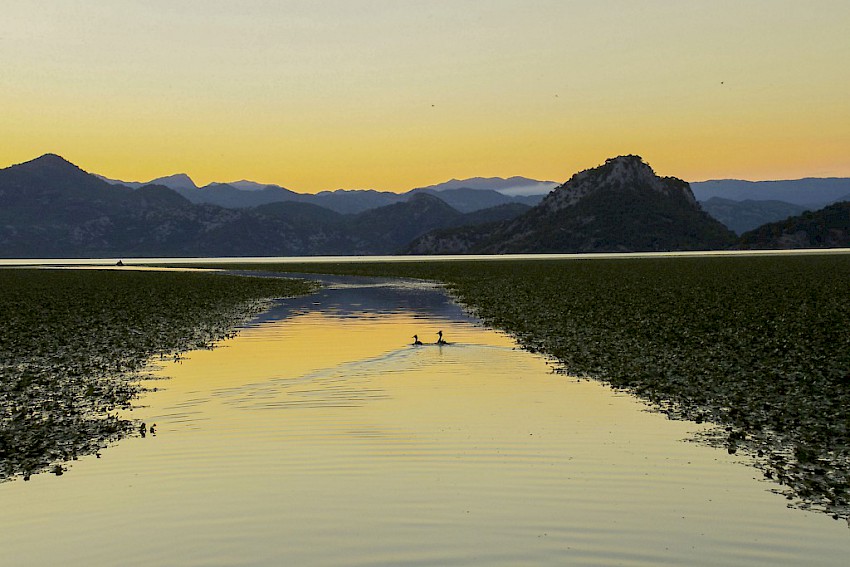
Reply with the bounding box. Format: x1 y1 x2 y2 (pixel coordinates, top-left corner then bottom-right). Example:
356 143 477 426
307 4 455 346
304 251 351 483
2 1 849 192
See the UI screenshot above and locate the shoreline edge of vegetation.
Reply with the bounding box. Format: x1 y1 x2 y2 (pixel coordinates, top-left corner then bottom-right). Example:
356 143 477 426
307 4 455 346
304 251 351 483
0 268 316 481
201 255 850 523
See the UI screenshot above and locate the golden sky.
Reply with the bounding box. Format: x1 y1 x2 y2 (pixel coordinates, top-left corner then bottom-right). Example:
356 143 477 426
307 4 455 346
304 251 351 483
2 1 849 192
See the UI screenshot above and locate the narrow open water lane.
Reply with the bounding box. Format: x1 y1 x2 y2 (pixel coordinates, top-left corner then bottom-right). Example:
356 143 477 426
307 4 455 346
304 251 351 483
1 274 848 565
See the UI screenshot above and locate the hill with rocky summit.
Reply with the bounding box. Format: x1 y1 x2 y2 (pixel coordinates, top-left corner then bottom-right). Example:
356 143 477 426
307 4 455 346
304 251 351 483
739 201 850 249
408 156 737 254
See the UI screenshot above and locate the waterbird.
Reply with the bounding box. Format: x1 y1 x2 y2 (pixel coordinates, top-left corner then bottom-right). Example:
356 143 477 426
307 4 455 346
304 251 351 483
436 330 448 345
412 335 423 346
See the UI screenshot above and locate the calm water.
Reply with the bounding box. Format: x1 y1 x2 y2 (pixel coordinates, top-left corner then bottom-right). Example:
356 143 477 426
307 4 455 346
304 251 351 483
1 274 848 565
2 248 850 267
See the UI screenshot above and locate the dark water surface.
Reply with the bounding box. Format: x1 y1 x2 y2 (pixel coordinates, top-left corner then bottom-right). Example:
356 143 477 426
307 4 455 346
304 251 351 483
1 274 848 565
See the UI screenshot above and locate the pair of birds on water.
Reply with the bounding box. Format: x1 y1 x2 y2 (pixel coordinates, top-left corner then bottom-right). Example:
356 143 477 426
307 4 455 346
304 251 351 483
412 330 450 346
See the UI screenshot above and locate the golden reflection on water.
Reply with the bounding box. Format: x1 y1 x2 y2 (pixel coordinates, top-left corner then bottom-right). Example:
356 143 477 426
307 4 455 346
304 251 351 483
1 290 849 566
161 312 512 392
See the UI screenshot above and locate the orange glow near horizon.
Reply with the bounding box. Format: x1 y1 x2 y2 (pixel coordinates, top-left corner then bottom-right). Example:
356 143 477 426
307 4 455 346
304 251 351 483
2 2 849 192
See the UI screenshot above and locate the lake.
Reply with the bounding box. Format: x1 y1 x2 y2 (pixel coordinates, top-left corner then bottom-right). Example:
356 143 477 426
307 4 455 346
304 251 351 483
1 272 848 565
2 247 850 268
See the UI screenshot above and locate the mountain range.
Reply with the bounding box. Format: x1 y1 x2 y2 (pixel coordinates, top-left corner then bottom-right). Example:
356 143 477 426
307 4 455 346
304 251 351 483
97 172 552 214
698 198 809 236
0 155 532 257
98 165 850 233
2 153 848 258
691 178 850 208
407 156 737 254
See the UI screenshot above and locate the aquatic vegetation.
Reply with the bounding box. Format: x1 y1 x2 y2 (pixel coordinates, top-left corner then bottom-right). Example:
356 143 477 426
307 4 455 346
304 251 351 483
0 268 315 481
208 255 850 520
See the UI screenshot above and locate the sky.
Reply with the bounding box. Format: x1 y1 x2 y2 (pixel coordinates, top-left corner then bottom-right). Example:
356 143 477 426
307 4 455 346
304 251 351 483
2 1 849 192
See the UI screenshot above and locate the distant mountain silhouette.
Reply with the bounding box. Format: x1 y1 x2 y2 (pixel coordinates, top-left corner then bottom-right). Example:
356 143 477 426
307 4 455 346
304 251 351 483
1 154 133 225
306 189 405 214
148 173 198 191
700 197 809 235
451 203 532 226
512 194 548 207
95 172 199 191
692 178 850 209
406 187 510 213
98 172 552 213
739 201 850 249
182 183 301 209
227 180 277 191
415 176 558 196
93 174 145 189
94 165 850 218
341 193 461 254
9 153 846 258
408 156 737 254
0 155 206 256
0 154 533 257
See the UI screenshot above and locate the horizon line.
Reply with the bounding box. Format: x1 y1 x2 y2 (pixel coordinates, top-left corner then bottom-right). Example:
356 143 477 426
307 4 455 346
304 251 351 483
4 152 850 195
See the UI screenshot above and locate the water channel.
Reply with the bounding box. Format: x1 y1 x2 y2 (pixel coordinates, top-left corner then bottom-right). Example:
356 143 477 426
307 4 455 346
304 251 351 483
1 273 848 565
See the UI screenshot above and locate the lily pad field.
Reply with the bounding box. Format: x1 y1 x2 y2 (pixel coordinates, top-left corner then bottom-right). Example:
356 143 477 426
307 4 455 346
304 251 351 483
0 268 315 481
208 254 850 521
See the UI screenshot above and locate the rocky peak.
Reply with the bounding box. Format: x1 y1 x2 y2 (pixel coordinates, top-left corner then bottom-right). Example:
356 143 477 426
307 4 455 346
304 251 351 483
541 155 696 213
599 155 657 186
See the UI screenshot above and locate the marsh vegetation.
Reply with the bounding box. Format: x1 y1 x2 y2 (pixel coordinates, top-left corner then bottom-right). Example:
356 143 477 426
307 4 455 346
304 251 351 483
0 268 315 480
210 255 850 520
5 255 850 523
